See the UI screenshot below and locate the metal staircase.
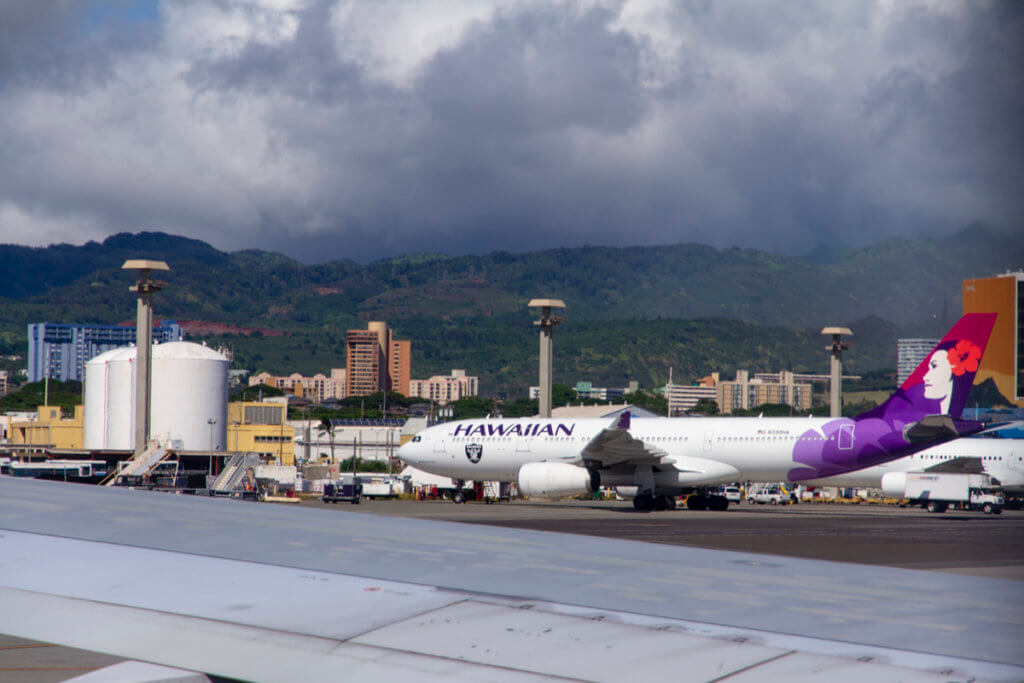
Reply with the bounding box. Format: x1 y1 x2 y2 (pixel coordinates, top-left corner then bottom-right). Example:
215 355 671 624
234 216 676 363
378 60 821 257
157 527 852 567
101 441 171 486
210 453 261 494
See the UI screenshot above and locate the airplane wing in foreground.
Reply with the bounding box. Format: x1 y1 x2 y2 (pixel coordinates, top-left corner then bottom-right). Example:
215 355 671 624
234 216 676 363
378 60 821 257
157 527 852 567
1 477 1022 682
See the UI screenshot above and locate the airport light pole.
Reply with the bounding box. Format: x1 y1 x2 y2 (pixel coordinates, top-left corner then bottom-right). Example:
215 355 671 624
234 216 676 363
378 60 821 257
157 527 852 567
529 299 566 418
821 327 852 418
123 259 169 456
208 417 217 451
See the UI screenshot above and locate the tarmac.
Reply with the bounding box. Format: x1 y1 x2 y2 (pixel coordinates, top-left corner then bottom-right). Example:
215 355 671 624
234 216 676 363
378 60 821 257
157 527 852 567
4 496 1023 681
326 498 1024 580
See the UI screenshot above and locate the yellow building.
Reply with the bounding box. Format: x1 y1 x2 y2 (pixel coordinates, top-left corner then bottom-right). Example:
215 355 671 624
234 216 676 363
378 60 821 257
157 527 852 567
963 271 1024 407
227 401 295 465
9 406 85 449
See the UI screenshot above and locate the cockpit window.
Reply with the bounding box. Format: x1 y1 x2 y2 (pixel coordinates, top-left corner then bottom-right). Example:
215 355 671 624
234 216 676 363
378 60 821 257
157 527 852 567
412 435 422 442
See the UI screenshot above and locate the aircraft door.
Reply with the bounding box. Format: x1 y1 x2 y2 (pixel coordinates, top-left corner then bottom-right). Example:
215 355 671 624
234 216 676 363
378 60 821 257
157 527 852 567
703 431 714 452
1009 449 1023 473
433 438 448 460
516 437 530 453
838 424 855 450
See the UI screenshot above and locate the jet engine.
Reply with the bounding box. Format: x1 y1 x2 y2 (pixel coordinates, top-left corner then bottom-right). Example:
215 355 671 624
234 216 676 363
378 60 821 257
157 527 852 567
518 462 600 499
881 472 908 498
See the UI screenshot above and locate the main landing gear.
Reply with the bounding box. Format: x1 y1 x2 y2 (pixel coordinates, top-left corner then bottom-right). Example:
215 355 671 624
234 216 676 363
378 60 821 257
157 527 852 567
632 492 730 512
632 493 676 512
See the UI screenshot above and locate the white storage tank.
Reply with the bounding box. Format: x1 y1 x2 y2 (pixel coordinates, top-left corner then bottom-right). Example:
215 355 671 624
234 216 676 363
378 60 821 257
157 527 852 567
83 341 228 451
150 342 228 451
83 347 125 449
103 347 136 451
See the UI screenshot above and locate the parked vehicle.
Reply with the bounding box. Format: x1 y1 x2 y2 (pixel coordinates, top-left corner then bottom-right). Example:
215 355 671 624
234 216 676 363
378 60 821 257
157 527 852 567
710 485 741 503
747 484 789 505
322 474 363 504
882 472 1004 514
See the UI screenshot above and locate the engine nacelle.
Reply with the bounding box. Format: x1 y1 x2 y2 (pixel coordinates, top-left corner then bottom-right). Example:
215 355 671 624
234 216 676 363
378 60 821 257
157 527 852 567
881 472 908 498
518 462 600 499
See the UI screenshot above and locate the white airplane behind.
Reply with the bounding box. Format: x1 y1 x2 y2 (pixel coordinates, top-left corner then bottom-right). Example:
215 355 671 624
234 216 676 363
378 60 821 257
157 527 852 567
399 314 997 511
804 429 1024 494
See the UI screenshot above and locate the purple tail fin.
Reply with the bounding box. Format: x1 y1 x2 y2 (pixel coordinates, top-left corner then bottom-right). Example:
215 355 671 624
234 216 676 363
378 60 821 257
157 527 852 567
862 313 997 423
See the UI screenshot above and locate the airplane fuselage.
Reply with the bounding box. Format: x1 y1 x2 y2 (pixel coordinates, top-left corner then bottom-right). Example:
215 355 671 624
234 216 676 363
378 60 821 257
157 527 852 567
401 414 898 486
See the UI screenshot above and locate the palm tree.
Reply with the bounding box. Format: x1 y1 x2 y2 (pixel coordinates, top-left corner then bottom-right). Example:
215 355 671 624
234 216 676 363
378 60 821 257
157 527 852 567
317 417 336 464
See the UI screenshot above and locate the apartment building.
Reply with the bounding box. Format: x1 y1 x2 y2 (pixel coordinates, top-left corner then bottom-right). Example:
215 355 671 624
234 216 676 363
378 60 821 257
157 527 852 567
409 370 479 405
248 370 345 403
716 370 813 414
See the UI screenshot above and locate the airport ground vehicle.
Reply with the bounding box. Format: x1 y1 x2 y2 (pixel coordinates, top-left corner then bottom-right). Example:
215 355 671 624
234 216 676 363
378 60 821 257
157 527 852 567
710 485 741 503
747 484 789 505
882 472 1003 514
322 474 362 504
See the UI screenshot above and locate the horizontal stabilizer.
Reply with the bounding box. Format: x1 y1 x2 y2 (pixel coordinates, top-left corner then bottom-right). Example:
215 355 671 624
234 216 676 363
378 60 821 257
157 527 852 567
904 416 985 444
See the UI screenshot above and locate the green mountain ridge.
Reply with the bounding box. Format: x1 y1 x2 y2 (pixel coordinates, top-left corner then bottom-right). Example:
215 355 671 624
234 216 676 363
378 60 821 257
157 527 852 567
0 225 1018 396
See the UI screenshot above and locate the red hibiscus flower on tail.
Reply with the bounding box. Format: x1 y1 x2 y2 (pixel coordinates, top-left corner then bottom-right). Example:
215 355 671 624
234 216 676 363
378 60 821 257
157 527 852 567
947 340 981 377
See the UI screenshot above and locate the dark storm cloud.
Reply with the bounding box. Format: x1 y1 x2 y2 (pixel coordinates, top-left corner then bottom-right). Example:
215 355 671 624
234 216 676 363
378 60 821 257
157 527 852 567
0 1 1020 263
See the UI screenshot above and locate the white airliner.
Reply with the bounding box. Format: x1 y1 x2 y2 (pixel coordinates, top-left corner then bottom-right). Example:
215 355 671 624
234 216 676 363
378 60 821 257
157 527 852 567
398 314 997 511
805 430 1024 493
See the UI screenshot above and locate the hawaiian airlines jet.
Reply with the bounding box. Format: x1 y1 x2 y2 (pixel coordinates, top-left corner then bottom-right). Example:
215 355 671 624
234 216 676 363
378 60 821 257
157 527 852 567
398 314 997 511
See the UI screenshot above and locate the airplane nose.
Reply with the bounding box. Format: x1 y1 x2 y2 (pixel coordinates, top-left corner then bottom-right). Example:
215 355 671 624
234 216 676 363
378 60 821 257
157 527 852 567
397 440 418 464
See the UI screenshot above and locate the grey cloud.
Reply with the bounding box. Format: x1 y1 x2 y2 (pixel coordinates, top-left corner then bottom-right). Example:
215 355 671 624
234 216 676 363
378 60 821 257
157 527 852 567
0 0 1020 264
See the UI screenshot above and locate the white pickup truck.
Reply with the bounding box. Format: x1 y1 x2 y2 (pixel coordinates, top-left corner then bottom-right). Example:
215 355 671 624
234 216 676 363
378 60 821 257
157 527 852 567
882 472 1004 514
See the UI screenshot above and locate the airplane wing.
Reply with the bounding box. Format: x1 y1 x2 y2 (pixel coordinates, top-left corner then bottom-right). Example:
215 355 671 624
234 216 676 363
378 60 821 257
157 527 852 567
2 477 1023 682
580 412 673 469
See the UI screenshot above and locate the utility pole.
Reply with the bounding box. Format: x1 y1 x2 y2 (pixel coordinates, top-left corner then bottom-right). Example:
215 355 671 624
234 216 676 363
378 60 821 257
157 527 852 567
821 327 852 418
122 260 169 456
529 299 566 418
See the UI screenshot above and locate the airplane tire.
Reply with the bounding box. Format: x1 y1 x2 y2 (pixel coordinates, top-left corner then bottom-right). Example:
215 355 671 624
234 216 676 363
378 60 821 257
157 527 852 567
633 494 654 513
708 495 729 511
653 495 671 512
686 495 708 511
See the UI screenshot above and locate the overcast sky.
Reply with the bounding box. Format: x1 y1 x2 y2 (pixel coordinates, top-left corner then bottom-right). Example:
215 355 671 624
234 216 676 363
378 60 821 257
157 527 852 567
0 0 1020 263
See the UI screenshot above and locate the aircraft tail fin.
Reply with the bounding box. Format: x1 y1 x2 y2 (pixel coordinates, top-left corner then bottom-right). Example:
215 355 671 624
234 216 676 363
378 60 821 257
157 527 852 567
862 313 997 423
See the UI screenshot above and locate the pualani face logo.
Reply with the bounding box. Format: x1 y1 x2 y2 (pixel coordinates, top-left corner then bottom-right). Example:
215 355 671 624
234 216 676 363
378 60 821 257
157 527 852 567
465 443 483 464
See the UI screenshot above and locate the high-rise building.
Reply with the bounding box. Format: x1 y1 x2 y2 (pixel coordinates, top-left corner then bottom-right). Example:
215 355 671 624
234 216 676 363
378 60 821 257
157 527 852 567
897 338 940 386
963 271 1024 406
27 321 183 383
390 340 411 397
345 321 411 397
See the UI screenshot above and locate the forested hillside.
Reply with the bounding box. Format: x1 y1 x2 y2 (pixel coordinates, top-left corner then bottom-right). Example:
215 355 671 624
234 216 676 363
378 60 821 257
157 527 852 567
0 224 1017 396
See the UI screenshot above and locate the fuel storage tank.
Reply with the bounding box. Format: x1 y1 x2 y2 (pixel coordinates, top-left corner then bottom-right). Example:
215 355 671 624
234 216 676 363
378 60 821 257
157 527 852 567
150 341 228 451
83 347 127 449
84 342 227 451
88 346 137 451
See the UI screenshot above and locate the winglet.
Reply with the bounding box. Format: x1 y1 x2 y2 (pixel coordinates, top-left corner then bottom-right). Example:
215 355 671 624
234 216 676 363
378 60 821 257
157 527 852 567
616 411 631 430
